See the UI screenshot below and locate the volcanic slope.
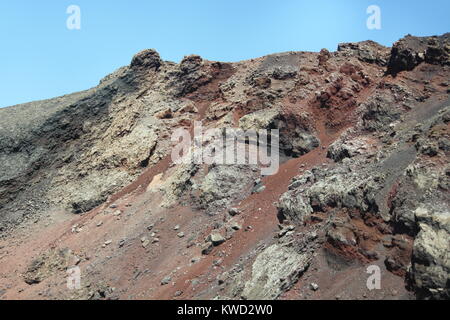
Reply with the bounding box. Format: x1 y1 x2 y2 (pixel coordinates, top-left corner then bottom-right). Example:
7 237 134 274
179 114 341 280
0 33 449 300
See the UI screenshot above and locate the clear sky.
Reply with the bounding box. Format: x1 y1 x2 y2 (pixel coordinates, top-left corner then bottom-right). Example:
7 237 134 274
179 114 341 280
0 0 448 108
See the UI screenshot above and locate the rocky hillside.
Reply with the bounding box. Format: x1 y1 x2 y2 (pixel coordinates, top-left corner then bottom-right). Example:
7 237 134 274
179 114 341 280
0 33 448 300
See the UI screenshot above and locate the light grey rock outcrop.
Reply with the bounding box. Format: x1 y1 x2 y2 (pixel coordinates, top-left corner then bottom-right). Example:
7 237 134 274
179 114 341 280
411 207 450 299
241 244 311 300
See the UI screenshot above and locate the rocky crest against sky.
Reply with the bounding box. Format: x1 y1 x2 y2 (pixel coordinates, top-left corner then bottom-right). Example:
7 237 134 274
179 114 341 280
0 33 448 300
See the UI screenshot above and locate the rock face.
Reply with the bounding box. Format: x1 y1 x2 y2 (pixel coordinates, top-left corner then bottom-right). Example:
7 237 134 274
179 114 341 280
130 49 162 71
241 244 311 300
193 165 258 215
337 40 390 66
23 248 72 285
327 136 374 162
0 33 449 301
277 187 313 225
276 101 450 298
239 107 320 156
411 207 450 299
387 33 450 75
0 50 210 230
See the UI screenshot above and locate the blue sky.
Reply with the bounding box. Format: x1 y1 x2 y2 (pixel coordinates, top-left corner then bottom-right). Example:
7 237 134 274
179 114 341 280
0 0 448 108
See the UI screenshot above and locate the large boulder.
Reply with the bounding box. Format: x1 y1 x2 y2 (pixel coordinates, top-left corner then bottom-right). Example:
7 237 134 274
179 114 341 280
130 49 162 71
360 93 401 131
241 244 311 300
239 107 280 131
327 135 374 162
168 54 214 97
277 191 313 225
239 108 320 156
194 165 258 215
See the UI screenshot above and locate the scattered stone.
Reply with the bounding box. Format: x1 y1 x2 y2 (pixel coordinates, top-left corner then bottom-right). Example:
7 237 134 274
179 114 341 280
252 181 266 194
217 272 228 285
191 257 200 264
161 276 172 286
112 210 121 216
174 290 183 297
191 279 200 287
177 232 185 238
213 259 223 266
228 208 240 216
73 256 81 266
71 224 82 233
142 240 150 248
201 242 214 255
186 241 195 248
310 283 319 291
208 233 226 246
230 221 242 231
133 270 142 280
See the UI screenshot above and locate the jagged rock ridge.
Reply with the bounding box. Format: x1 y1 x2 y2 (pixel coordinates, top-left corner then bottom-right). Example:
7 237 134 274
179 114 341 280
0 33 448 300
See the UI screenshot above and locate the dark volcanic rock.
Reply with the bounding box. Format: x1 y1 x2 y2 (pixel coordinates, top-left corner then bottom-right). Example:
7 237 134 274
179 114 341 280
338 40 390 66
387 33 450 75
130 49 162 71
